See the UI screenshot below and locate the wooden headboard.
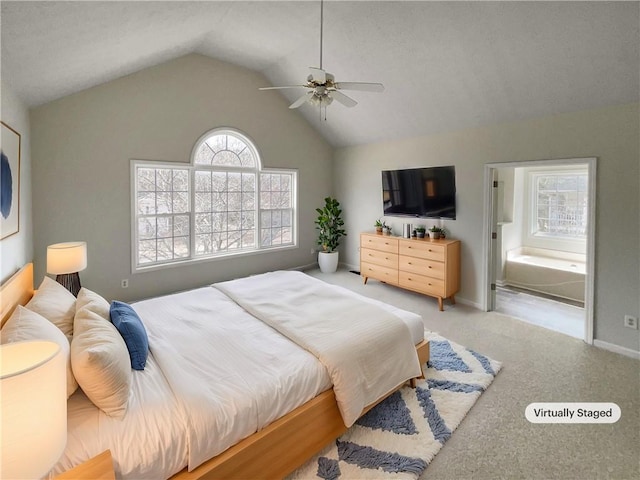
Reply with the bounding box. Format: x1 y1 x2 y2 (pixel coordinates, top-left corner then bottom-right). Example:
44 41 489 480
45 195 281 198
0 263 34 327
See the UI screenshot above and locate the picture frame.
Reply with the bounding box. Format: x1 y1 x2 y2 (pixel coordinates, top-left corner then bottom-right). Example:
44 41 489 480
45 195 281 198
1 121 21 240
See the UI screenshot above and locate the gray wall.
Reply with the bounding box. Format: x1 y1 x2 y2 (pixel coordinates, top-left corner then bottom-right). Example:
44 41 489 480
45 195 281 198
0 81 33 283
334 103 639 353
30 54 333 302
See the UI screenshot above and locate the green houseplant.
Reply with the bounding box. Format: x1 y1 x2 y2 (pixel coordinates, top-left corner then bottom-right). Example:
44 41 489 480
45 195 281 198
315 197 347 273
374 219 384 234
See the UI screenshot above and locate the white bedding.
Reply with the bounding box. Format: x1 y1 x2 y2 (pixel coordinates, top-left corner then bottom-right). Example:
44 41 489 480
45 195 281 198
53 353 188 479
132 286 332 471
215 271 423 427
53 271 426 479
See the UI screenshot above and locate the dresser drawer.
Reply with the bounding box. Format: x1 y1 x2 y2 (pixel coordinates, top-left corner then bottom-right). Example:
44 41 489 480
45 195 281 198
399 240 445 262
399 271 445 297
361 235 399 254
361 261 398 284
399 255 445 279
361 248 398 269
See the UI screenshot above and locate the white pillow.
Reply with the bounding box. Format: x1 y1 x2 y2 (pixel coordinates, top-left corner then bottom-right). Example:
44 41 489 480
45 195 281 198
72 295 131 417
26 276 76 341
1 306 79 398
76 287 110 320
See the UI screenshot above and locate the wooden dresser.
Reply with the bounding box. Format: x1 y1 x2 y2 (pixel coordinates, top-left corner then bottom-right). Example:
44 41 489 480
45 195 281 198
360 232 461 311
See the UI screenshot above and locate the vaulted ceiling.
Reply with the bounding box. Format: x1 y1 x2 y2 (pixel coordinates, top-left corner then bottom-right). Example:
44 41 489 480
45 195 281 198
2 1 638 147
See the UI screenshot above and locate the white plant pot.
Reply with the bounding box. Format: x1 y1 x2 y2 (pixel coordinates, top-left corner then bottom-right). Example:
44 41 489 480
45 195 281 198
318 251 339 273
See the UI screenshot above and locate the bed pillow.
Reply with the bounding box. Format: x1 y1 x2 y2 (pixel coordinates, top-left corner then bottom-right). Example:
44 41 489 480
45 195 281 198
76 287 110 320
25 276 76 341
72 301 131 417
1 305 78 398
109 301 149 370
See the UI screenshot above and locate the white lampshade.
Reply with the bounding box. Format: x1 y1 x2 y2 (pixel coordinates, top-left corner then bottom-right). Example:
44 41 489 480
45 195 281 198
1 341 67 479
47 241 87 274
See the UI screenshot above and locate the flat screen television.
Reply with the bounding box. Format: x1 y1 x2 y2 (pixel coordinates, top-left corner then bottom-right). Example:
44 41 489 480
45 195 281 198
381 165 456 219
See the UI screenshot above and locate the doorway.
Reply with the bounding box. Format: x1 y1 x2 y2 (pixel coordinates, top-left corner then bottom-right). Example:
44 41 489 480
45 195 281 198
483 158 596 343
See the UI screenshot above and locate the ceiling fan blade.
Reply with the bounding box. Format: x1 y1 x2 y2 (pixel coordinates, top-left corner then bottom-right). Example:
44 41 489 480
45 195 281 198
309 67 327 84
330 90 357 108
259 85 308 91
334 82 385 93
289 92 313 109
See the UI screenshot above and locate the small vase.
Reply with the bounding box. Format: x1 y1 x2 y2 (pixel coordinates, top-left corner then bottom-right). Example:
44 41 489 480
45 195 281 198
417 232 425 238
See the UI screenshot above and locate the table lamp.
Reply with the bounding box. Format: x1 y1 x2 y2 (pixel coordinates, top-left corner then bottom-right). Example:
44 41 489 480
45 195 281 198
47 241 87 296
1 340 67 479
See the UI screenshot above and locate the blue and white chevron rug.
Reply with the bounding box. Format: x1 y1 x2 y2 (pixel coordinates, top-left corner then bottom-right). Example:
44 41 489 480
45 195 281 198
289 331 502 480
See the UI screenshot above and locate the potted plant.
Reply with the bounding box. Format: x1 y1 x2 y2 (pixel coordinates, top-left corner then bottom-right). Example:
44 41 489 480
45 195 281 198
375 219 384 234
315 197 347 273
383 223 392 235
429 226 445 239
415 226 426 238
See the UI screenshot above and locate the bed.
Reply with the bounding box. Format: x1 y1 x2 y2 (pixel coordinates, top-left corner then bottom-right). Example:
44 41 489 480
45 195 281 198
0 264 430 479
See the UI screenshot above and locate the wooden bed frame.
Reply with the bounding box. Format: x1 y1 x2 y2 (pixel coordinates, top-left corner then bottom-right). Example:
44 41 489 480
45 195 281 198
1 263 430 479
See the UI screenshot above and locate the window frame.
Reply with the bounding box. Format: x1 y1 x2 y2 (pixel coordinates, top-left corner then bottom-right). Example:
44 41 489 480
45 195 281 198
131 128 298 273
525 166 588 250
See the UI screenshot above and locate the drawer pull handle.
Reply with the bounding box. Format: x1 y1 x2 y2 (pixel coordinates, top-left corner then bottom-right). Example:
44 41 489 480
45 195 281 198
408 262 412 265
428 266 432 269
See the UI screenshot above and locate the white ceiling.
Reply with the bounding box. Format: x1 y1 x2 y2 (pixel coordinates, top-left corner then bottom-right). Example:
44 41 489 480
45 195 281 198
2 1 638 147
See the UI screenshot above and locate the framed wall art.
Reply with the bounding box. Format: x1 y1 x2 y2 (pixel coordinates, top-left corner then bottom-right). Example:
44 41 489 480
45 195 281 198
1 121 21 240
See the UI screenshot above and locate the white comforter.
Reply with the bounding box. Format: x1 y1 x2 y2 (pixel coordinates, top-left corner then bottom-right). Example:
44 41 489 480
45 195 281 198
215 271 423 427
133 286 332 471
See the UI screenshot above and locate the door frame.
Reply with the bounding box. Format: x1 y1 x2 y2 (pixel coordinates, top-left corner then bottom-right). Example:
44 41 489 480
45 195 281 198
482 157 596 344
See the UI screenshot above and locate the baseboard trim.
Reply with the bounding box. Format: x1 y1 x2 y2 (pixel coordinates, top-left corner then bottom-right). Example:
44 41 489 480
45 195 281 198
454 296 482 310
593 340 640 360
291 262 318 272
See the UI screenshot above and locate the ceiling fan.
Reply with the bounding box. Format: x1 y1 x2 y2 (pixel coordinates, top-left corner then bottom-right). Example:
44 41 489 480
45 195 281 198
259 0 384 110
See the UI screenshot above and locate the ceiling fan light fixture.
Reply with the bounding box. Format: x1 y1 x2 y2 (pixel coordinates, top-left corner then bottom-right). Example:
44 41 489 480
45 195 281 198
259 0 384 111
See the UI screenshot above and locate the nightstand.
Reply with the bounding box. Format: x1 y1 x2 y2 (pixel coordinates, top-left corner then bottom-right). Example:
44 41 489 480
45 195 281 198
54 450 115 480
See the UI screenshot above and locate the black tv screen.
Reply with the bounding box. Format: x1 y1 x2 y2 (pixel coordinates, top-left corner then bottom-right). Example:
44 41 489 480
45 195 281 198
382 166 456 219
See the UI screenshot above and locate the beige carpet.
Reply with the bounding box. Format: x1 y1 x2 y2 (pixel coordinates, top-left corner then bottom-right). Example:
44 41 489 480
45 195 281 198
306 268 640 480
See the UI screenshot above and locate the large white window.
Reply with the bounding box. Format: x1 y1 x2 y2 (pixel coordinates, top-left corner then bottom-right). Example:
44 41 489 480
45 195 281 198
531 171 588 239
132 129 296 271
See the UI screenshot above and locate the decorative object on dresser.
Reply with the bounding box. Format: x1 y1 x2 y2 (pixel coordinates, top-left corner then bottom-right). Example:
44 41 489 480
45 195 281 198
374 219 384 234
315 197 346 273
360 232 461 311
0 340 67 479
47 241 87 296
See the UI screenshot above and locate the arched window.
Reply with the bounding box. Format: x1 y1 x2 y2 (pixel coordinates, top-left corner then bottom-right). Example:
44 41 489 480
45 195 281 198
132 128 297 270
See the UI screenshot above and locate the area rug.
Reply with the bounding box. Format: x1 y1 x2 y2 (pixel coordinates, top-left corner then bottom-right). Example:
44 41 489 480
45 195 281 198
288 331 502 480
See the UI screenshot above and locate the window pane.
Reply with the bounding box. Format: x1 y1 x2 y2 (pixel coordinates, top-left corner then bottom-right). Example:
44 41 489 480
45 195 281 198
174 215 189 236
242 173 255 192
195 171 212 191
174 236 190 258
195 192 211 213
156 192 172 214
196 234 213 255
213 150 241 167
173 192 189 213
157 217 172 238
212 172 226 192
242 231 255 248
137 168 156 191
138 218 156 239
138 240 156 264
138 192 156 215
242 192 255 210
195 213 211 233
194 144 214 165
534 172 588 238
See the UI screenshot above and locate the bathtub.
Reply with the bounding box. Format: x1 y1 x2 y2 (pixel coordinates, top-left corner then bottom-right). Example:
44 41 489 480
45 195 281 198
505 247 586 303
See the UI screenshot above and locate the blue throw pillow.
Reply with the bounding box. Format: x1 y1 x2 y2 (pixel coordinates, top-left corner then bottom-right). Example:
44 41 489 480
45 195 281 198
109 301 149 370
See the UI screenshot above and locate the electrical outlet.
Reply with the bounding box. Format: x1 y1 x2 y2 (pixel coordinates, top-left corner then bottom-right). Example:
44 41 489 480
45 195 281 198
121 279 129 288
310 248 315 255
624 315 638 329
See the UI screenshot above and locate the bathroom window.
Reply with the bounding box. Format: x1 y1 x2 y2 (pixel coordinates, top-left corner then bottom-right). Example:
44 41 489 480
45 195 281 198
531 171 588 239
